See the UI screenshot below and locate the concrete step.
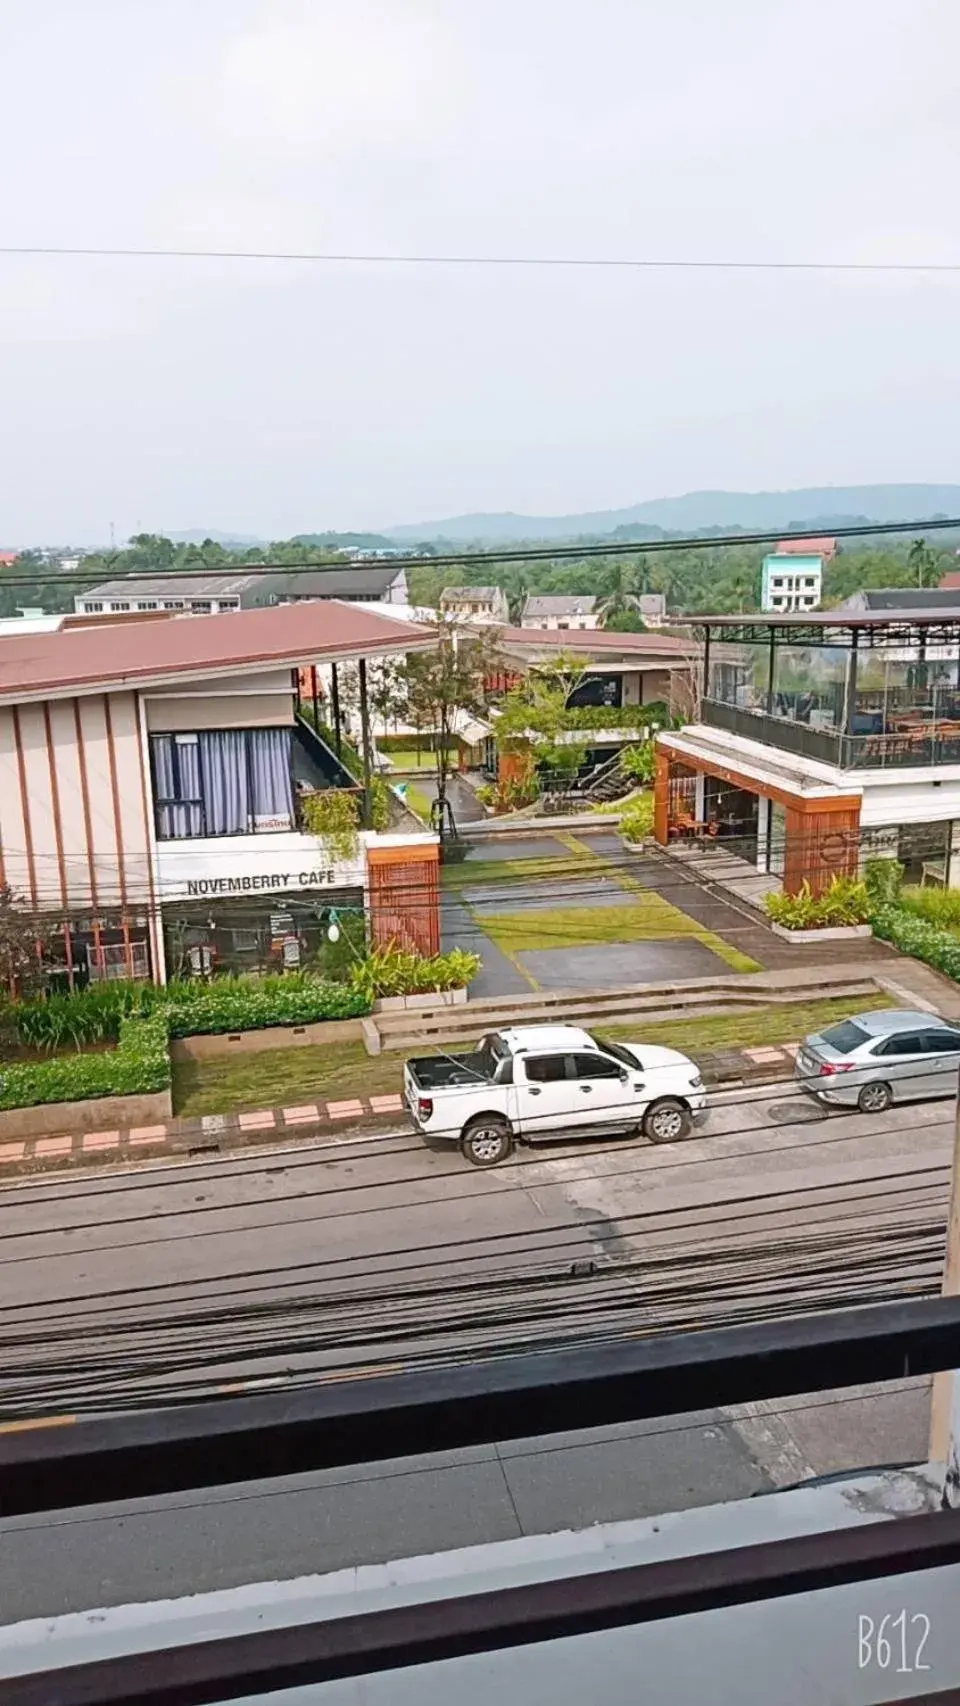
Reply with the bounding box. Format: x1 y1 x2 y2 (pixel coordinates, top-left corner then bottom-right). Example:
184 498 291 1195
373 974 882 1052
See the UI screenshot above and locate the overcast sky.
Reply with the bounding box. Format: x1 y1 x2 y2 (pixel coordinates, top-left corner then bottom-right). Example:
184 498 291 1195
1 0 958 543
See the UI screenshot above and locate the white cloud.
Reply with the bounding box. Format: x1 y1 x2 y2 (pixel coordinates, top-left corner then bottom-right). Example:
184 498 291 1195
214 0 459 158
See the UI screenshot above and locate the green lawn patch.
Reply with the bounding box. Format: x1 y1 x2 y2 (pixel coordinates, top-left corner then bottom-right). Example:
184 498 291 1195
172 1040 404 1118
384 748 442 773
442 854 588 889
172 992 896 1118
481 902 759 974
596 992 894 1056
403 782 433 823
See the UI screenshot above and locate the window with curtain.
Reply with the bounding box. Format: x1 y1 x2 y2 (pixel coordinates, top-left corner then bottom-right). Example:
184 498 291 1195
151 728 294 838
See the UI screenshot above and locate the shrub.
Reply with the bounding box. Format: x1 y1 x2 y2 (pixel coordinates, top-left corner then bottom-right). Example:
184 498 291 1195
620 743 656 785
0 1014 170 1111
350 946 481 1002
872 905 960 981
620 793 655 843
164 974 370 1037
896 884 960 931
300 788 361 861
765 875 871 931
863 856 904 911
12 980 164 1052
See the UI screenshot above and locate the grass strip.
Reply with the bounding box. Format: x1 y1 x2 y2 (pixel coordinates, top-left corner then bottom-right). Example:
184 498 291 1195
172 993 893 1118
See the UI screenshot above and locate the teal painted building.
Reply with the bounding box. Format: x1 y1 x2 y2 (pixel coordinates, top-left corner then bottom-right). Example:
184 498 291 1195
761 553 823 613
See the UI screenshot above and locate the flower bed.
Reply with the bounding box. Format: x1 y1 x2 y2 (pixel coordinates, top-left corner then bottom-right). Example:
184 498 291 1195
764 876 871 934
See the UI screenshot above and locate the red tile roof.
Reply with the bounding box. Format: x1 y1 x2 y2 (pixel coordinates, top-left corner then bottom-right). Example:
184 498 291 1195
774 536 837 557
940 571 960 589
0 600 436 705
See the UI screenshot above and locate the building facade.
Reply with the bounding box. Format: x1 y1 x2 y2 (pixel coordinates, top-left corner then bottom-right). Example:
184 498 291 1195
0 602 439 987
761 553 823 613
520 596 599 631
439 586 509 624
74 564 408 619
654 609 960 893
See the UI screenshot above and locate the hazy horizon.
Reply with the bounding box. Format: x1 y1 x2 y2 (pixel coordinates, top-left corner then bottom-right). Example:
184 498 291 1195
2 0 959 542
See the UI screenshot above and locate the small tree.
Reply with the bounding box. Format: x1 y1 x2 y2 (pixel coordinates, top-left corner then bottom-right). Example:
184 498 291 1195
0 886 43 999
400 620 503 837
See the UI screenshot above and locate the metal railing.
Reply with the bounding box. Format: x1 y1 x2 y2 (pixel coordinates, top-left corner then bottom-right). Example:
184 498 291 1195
703 698 960 770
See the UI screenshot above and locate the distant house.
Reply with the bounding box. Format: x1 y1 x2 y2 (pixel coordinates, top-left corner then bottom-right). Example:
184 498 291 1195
74 563 408 618
940 570 960 589
760 554 823 613
636 592 667 627
520 595 599 631
0 551 18 569
439 585 509 624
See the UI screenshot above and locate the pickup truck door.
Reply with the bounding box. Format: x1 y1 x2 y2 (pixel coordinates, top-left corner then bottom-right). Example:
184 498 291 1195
514 1054 576 1136
568 1051 637 1127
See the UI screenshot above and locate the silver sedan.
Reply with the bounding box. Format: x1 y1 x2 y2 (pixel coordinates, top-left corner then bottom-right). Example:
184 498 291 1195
795 1008 960 1113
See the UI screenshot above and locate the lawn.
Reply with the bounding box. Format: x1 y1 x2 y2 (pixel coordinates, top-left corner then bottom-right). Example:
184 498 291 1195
171 992 895 1118
441 854 591 889
480 902 760 975
384 746 454 772
402 782 433 823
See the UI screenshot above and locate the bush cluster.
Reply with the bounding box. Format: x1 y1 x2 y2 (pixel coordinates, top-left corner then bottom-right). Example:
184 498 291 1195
619 793 655 843
0 1013 170 1112
764 875 871 931
350 946 481 1001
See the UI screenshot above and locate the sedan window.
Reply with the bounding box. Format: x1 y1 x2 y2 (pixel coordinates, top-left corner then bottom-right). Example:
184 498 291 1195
921 1029 960 1054
874 1032 925 1057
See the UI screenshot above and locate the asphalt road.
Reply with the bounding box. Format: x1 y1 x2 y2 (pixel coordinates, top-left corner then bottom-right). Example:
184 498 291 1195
0 1080 949 1623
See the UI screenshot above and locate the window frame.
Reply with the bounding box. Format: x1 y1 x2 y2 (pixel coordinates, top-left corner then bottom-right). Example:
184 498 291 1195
150 726 296 841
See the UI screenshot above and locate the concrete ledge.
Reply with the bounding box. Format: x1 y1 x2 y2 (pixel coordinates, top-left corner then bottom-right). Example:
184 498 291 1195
767 922 874 944
375 988 469 1013
170 1018 365 1060
0 1089 172 1142
458 813 622 837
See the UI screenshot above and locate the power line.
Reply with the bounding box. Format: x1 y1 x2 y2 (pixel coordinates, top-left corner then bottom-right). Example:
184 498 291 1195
3 243 960 274
4 514 960 588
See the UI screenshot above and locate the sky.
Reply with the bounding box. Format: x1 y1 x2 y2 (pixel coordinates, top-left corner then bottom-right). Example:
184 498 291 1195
1 0 959 543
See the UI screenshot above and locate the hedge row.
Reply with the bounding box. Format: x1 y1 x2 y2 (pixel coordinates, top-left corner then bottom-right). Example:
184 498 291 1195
0 1015 171 1112
871 905 960 981
164 977 370 1038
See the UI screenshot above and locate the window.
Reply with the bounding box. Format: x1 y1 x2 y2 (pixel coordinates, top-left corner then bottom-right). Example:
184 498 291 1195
111 601 130 611
875 1032 925 1057
804 577 816 588
190 600 212 613
84 601 103 612
163 601 181 609
137 601 158 610
524 1054 568 1083
820 1021 870 1053
593 1037 641 1070
922 1029 960 1053
771 577 783 589
571 1052 623 1080
151 727 294 839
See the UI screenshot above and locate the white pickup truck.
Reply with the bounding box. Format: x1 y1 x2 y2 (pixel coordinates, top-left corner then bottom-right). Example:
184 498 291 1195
404 1024 706 1166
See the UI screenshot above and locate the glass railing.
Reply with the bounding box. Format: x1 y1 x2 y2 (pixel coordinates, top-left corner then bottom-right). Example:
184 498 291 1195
702 698 960 770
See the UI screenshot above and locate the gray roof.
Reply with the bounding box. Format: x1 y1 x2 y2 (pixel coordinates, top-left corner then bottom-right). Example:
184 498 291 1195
522 595 598 617
81 573 264 600
440 585 502 601
80 564 404 604
839 587 960 613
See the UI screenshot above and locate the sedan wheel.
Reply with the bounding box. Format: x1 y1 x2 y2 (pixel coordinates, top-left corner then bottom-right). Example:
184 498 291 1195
858 1081 892 1114
643 1098 692 1144
461 1119 513 1167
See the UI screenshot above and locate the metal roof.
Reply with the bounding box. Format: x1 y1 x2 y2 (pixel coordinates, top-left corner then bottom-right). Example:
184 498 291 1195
522 595 598 616
0 600 436 706
440 586 503 601
79 572 265 600
80 564 405 603
495 624 695 657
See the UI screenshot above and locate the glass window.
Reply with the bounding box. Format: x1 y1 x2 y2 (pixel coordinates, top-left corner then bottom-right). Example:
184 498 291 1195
524 1054 568 1083
922 1029 960 1053
819 1021 870 1053
571 1052 623 1080
151 727 294 838
875 1032 924 1057
591 1036 640 1070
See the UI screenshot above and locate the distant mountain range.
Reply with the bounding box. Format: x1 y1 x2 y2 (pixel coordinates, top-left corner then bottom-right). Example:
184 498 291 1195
384 485 960 544
166 530 266 548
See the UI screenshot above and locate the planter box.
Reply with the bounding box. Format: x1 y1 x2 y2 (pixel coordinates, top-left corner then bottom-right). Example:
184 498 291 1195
621 837 646 853
768 921 874 944
375 987 469 1013
0 1088 172 1143
170 1017 365 1061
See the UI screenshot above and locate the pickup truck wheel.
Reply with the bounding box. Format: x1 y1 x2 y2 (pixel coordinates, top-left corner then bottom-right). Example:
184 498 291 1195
643 1098 691 1144
460 1117 513 1167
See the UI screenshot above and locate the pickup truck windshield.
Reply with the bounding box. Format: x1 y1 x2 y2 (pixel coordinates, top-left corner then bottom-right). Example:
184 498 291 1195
590 1035 640 1070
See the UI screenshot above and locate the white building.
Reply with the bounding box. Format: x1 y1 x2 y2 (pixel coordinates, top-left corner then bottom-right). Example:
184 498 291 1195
74 564 409 619
760 553 823 612
439 585 509 624
520 595 599 631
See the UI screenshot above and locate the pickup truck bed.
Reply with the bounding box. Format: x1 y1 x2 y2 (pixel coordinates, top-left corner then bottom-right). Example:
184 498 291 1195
405 1053 495 1091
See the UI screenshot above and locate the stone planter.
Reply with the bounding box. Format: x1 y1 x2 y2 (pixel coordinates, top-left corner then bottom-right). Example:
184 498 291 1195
171 1018 365 1060
375 987 469 1013
0 1088 172 1143
767 921 874 944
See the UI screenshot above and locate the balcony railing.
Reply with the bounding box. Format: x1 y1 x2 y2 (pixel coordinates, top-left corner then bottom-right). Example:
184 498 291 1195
703 697 960 770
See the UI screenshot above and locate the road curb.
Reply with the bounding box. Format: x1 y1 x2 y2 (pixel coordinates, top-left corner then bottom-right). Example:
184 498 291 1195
0 1046 801 1181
